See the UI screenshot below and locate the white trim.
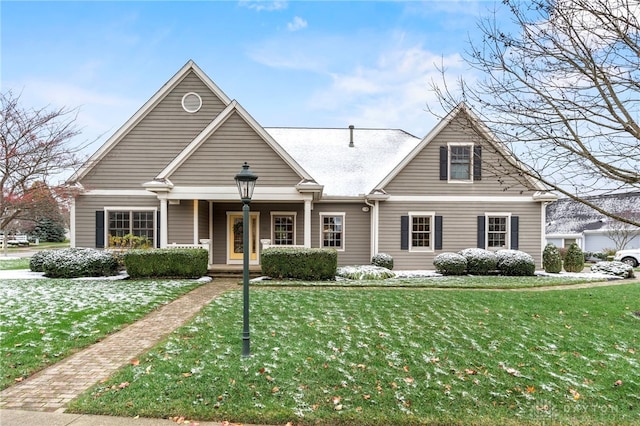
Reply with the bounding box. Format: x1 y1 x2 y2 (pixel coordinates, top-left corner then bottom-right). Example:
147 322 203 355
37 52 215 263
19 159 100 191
68 60 232 183
83 190 156 197
387 195 538 203
166 186 305 201
193 200 199 245
319 212 346 252
270 211 297 246
103 207 159 248
408 211 436 252
484 212 512 250
447 142 474 183
160 199 168 248
70 198 76 248
181 92 202 113
304 198 312 248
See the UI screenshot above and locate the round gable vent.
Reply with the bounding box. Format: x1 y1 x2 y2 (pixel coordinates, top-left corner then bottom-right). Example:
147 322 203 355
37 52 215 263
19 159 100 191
181 92 202 113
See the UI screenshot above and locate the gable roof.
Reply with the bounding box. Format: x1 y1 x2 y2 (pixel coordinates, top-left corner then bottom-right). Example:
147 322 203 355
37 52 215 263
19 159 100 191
68 60 231 183
546 192 640 234
266 127 421 196
374 103 550 193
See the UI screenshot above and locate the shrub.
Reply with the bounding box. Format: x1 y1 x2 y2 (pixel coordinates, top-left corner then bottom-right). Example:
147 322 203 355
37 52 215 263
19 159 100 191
261 247 337 280
542 243 563 273
433 252 467 275
123 248 208 278
458 248 497 275
32 218 67 243
563 243 585 273
590 261 635 279
496 250 536 276
29 250 49 272
337 265 395 280
109 233 152 250
371 253 394 270
37 248 119 278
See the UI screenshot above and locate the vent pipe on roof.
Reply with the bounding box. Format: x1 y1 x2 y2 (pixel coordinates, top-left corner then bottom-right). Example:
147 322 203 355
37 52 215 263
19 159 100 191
349 125 355 147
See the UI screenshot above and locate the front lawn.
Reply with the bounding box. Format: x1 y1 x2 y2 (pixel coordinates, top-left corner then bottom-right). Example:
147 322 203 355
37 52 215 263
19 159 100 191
0 278 204 389
0 257 30 270
69 283 640 425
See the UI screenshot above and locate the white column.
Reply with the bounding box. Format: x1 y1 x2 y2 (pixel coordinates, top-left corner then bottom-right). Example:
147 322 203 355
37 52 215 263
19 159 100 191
159 197 168 248
193 200 199 245
209 201 214 266
70 198 76 248
304 197 312 247
371 200 379 256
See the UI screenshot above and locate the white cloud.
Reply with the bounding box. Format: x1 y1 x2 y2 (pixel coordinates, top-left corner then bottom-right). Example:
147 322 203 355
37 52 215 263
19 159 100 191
287 16 307 32
239 0 288 12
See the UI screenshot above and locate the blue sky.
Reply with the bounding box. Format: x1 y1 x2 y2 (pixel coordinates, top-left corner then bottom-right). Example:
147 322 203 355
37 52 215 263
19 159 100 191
2 1 504 165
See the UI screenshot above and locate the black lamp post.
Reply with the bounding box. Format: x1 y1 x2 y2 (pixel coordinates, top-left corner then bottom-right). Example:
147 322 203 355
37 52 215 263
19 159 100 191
234 162 258 358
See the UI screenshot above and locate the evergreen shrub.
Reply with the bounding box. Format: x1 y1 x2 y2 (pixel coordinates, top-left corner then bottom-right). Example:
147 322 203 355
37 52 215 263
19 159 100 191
563 243 585 273
123 248 208 278
542 243 563 273
496 249 536 276
371 253 394 270
35 248 119 278
433 253 467 275
458 248 497 275
590 261 635 279
261 247 337 280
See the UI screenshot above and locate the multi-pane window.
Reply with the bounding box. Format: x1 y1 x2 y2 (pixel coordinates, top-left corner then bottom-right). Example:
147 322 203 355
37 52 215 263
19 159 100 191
108 210 155 245
411 216 431 248
487 216 507 248
272 214 295 245
321 214 344 249
450 145 472 180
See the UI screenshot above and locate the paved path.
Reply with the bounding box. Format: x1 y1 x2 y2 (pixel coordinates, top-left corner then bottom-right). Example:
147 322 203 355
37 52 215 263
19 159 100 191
0 279 238 413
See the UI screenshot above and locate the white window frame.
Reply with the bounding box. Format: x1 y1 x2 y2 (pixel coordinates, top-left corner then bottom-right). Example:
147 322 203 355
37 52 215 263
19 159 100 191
270 211 297 246
485 212 511 250
181 92 202 113
320 212 345 251
448 142 474 182
409 211 435 252
104 207 157 247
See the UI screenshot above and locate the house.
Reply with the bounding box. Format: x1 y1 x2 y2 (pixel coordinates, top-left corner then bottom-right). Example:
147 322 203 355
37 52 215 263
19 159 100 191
546 192 640 252
67 60 556 270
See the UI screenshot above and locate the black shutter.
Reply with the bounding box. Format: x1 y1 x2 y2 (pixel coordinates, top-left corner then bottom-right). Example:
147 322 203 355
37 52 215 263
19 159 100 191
477 215 485 249
510 216 519 250
400 215 409 250
156 210 161 248
439 146 448 180
473 145 482 181
96 211 105 248
434 215 443 250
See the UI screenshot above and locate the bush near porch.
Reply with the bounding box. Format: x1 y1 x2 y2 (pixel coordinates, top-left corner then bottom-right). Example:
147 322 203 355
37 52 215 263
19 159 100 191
123 248 208 278
261 247 337 280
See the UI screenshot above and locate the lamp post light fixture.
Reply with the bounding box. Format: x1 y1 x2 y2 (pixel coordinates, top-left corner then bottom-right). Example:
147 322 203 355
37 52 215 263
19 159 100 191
234 162 258 358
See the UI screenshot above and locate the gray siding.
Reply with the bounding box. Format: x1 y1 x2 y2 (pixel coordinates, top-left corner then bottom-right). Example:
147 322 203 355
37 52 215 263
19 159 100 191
378 201 543 269
384 114 535 196
74 194 159 248
311 202 371 266
198 201 209 242
168 112 302 186
167 202 194 244
80 71 227 189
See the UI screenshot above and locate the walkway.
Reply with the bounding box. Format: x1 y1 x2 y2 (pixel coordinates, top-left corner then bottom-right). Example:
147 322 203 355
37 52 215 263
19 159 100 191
0 279 238 413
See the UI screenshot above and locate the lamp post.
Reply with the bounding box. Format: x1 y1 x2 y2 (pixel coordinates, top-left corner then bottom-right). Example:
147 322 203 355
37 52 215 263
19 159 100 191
234 162 258 358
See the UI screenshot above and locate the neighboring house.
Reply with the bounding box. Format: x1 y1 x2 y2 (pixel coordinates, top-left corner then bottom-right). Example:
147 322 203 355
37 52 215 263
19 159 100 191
546 192 640 252
67 60 556 269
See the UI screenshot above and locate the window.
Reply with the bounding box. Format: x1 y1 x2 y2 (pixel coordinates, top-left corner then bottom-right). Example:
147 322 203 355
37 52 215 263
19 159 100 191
321 213 344 250
450 145 471 180
409 212 435 251
271 213 296 245
485 214 510 249
107 210 155 245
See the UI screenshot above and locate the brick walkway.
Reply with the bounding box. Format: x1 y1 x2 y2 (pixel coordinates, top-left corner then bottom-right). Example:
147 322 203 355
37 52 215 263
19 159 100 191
0 279 238 412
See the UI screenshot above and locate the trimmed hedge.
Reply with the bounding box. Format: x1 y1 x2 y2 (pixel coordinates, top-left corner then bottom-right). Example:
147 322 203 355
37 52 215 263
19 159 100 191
458 248 497 275
261 247 337 280
123 248 208 278
32 248 119 278
433 252 467 275
371 253 394 270
564 243 585 273
496 249 536 276
542 243 563 273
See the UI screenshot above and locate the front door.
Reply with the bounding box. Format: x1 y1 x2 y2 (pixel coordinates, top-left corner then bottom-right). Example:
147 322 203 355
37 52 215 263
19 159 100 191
227 212 259 264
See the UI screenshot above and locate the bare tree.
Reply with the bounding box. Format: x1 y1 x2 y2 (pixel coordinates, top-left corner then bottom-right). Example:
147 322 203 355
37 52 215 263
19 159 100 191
429 0 640 227
0 90 86 253
607 210 640 250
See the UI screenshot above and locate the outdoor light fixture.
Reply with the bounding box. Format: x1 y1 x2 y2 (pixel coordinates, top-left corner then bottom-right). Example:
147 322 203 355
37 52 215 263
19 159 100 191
234 162 258 357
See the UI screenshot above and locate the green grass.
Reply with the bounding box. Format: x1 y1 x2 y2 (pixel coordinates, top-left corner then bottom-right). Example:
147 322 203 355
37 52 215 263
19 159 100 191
0 278 204 389
69 283 640 425
0 257 30 270
254 275 607 288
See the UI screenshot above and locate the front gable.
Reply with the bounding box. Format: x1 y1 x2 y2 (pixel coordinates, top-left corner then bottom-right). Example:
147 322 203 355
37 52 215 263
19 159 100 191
379 104 545 197
69 61 231 190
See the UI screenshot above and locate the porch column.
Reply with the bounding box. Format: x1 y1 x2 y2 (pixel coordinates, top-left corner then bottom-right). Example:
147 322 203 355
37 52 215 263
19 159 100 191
370 200 379 257
159 197 168 248
304 197 312 247
193 200 199 245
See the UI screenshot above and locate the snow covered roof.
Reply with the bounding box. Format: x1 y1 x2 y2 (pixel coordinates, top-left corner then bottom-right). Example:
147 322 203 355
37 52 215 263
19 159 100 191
265 127 421 197
546 192 640 234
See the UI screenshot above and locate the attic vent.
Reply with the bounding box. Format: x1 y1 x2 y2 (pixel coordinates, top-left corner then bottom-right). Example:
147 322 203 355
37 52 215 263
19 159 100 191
182 92 202 113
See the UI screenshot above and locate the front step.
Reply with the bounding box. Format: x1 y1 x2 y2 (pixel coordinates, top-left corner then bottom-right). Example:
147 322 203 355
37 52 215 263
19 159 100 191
207 264 262 279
